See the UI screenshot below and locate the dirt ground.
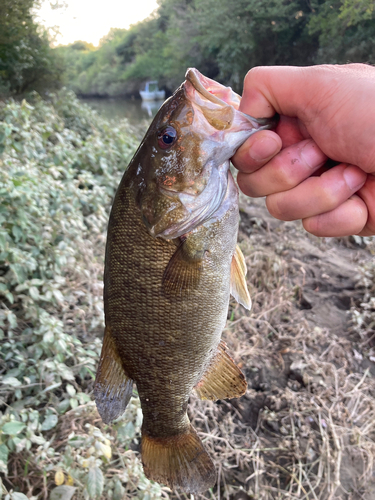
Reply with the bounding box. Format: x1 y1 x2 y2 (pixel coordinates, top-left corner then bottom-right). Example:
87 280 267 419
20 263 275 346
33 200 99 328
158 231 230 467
182 195 375 500
20 192 374 500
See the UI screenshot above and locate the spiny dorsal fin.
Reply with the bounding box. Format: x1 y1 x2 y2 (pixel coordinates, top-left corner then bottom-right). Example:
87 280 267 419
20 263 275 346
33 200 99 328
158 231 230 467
230 245 252 310
194 340 247 401
141 424 216 494
94 326 133 424
162 240 203 296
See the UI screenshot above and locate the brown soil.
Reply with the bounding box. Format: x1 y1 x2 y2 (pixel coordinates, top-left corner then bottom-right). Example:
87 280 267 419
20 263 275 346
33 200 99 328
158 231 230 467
183 195 375 500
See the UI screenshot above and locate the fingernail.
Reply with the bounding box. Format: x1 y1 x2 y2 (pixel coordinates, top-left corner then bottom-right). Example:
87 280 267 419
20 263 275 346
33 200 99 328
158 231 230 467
300 140 327 169
343 165 366 190
249 136 280 161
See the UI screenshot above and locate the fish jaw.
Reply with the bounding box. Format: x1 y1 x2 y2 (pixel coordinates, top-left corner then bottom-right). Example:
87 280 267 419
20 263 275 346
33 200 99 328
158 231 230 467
184 68 275 164
135 69 276 240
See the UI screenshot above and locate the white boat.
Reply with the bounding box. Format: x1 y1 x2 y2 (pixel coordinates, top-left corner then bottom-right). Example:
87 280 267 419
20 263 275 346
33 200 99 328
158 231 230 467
140 81 165 101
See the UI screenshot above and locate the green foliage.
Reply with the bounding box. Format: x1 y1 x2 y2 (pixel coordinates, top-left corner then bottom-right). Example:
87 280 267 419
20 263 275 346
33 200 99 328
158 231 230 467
55 30 132 97
308 0 375 63
55 0 375 98
193 0 318 91
0 90 163 498
0 0 64 96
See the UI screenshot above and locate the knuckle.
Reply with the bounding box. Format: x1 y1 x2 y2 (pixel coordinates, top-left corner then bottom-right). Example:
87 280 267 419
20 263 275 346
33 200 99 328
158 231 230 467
302 216 319 236
320 180 341 209
244 66 266 87
266 195 286 220
270 156 299 190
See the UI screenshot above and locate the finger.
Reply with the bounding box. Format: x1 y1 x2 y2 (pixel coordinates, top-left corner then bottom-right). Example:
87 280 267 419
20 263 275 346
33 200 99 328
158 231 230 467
276 116 310 148
240 65 375 172
265 164 367 221
232 130 281 174
357 175 375 235
302 195 368 237
237 139 327 197
239 65 323 118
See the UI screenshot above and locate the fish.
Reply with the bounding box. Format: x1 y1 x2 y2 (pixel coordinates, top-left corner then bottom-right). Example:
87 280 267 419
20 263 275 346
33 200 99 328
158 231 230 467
94 68 276 495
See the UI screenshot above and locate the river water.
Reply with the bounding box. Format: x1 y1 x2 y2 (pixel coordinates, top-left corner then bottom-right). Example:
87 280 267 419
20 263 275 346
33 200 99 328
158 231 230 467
80 97 165 128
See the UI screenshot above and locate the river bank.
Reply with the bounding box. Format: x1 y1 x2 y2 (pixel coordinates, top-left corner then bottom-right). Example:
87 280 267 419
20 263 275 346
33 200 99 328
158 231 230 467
1 89 375 499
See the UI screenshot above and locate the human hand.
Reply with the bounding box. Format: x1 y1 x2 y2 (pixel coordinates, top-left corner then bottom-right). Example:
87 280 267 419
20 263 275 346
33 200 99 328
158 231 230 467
232 64 375 237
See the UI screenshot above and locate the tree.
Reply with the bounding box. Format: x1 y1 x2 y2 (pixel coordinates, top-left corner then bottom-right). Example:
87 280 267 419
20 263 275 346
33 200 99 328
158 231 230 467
0 0 63 96
308 0 375 63
54 0 375 97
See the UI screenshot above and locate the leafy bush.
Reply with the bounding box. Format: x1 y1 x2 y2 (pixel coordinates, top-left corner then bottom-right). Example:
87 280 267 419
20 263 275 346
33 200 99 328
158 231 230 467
0 90 163 499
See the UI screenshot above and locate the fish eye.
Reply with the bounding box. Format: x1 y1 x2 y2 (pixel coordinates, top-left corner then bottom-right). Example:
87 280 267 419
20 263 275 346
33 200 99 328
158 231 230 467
157 126 177 150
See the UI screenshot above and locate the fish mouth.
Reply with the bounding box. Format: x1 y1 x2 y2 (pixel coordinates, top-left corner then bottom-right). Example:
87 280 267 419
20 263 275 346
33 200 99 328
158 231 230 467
185 68 278 129
185 68 241 110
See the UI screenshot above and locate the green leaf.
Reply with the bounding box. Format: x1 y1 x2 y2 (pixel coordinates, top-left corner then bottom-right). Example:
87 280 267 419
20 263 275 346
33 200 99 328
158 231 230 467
30 434 46 445
11 493 29 500
29 286 40 301
66 384 76 397
49 485 77 500
57 399 71 414
2 421 26 435
53 290 64 303
118 421 135 440
11 225 23 241
41 414 58 431
0 444 9 473
69 398 78 409
58 365 74 381
87 466 104 499
113 479 125 500
2 376 22 387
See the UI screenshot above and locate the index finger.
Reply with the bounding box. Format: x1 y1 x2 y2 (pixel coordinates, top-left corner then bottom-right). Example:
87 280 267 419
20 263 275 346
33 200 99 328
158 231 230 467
232 129 281 174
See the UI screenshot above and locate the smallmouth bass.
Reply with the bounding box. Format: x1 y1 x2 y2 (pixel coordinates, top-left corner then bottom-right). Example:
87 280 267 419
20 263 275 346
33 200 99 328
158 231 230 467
94 69 276 494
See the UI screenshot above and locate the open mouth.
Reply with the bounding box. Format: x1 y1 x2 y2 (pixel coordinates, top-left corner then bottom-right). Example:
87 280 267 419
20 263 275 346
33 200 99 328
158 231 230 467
185 68 241 110
185 68 279 130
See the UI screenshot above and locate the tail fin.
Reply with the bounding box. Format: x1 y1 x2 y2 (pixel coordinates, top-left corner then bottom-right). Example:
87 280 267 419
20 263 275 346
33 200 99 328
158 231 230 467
141 424 216 494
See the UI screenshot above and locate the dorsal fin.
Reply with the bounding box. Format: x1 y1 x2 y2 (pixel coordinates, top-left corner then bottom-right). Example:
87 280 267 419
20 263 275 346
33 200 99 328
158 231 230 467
194 340 247 400
94 326 133 424
230 245 251 310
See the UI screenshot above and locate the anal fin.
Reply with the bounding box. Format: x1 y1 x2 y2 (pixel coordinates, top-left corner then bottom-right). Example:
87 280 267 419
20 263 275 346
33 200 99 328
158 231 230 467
230 244 252 310
141 424 216 494
195 340 247 400
94 326 133 424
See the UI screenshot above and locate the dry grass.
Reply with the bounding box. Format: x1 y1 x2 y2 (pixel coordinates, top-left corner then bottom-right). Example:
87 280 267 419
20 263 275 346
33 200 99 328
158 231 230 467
178 196 375 500
7 196 375 500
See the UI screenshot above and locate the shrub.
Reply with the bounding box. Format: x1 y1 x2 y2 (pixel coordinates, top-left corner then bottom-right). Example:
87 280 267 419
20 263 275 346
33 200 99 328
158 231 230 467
0 90 163 499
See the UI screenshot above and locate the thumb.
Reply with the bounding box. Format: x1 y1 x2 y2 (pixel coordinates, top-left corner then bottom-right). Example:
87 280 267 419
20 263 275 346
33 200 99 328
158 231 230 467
239 64 375 172
239 65 328 119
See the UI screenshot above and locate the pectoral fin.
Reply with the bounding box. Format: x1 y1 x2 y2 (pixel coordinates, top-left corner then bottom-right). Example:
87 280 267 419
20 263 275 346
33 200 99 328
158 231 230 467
94 326 133 424
230 245 252 310
194 340 247 400
162 238 204 296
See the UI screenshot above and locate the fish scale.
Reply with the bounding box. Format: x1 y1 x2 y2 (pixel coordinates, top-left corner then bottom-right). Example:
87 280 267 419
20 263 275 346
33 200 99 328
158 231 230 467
106 179 236 434
94 68 276 494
